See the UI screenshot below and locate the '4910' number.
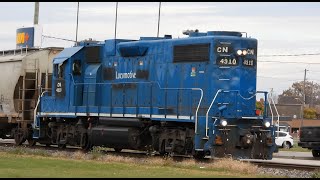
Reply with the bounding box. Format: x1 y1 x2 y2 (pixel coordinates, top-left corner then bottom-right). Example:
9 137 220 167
217 57 238 66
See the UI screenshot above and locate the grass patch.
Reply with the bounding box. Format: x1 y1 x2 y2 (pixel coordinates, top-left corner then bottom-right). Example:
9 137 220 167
0 149 283 178
280 144 311 152
279 139 311 152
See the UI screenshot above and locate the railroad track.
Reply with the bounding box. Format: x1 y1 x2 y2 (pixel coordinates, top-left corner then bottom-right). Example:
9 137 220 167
241 159 320 171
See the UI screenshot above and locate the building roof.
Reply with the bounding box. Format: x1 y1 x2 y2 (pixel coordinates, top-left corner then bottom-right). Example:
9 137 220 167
283 119 320 128
1 47 64 56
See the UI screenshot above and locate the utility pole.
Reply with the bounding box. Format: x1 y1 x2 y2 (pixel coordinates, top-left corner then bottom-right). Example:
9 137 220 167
75 2 79 44
303 69 307 107
157 2 162 37
301 69 308 127
311 81 314 108
34 2 39 25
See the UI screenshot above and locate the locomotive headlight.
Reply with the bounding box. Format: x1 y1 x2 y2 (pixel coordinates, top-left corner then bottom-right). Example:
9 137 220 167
236 49 243 55
220 119 228 127
264 121 271 128
242 49 247 55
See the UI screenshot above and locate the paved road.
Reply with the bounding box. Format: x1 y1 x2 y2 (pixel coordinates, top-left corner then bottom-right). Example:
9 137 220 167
274 151 313 159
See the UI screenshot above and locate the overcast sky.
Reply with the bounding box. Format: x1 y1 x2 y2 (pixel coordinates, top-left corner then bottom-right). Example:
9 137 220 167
1 2 320 99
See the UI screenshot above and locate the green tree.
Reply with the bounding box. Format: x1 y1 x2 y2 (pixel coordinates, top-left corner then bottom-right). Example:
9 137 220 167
304 107 317 119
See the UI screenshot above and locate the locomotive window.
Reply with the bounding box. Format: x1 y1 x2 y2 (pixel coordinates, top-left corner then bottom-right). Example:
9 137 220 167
173 44 210 62
54 64 58 78
103 67 115 80
58 63 65 78
72 60 82 75
85 46 101 63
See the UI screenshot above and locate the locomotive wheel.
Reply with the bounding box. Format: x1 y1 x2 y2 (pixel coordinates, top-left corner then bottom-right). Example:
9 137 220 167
14 129 26 145
81 142 93 152
159 140 166 156
193 151 206 160
81 133 93 152
27 138 37 146
58 143 66 149
312 150 320 158
114 148 122 152
57 134 66 149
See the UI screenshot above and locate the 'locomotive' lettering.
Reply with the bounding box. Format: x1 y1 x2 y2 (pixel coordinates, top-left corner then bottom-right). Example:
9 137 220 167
116 71 136 79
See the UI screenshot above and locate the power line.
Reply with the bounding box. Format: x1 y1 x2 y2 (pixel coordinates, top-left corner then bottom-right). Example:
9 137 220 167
262 70 304 77
258 60 320 64
259 53 320 57
42 35 76 42
257 76 303 82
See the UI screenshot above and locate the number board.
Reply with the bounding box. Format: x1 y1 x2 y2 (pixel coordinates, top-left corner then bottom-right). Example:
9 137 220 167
55 79 65 98
216 56 238 66
243 59 255 67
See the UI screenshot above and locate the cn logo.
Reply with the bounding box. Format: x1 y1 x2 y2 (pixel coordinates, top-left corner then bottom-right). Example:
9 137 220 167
56 82 62 93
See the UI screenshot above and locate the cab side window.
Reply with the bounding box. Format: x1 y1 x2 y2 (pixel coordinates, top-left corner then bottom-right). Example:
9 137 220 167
72 60 82 75
58 63 65 78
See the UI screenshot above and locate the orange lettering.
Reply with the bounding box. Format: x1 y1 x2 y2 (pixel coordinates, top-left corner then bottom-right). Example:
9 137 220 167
16 33 25 44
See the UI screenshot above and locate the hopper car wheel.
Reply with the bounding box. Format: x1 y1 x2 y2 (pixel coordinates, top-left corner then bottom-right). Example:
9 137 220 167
114 148 122 152
14 129 26 145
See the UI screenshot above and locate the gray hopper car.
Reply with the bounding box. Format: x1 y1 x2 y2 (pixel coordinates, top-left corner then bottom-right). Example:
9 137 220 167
0 47 63 145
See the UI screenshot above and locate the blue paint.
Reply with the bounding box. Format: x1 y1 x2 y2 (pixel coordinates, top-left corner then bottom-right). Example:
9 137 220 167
37 30 276 159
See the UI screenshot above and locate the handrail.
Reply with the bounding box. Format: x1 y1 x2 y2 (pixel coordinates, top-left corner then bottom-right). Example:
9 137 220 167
33 91 48 128
269 94 280 137
267 98 274 125
193 88 203 134
205 89 222 137
270 97 280 126
69 73 203 124
204 90 269 137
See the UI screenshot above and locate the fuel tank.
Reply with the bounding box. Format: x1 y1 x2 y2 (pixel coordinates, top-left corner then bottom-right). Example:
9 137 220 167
89 117 144 149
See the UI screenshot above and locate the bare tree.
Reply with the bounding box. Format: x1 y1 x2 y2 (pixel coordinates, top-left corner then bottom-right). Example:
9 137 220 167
278 81 320 106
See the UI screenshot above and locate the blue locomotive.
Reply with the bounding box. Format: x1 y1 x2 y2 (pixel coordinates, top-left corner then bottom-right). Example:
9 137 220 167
33 30 277 159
